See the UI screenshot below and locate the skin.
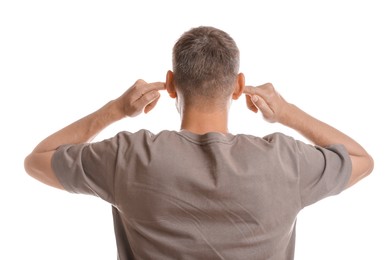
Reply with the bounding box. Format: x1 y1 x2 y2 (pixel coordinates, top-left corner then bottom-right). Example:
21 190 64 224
24 72 374 190
242 82 374 187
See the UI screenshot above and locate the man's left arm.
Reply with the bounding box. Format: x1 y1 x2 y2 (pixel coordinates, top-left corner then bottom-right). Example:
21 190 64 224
24 80 165 189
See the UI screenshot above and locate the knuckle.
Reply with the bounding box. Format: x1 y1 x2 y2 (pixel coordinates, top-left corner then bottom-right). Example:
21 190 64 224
264 82 275 90
132 81 145 94
135 79 146 85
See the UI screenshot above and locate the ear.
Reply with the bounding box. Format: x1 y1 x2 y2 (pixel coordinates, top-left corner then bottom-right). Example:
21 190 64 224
166 70 177 99
232 73 245 100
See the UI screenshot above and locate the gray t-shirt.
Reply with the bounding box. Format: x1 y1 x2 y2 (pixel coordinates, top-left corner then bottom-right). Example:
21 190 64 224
52 130 351 260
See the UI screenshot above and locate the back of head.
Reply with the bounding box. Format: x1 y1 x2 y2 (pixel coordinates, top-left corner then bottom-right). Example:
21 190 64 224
172 26 240 106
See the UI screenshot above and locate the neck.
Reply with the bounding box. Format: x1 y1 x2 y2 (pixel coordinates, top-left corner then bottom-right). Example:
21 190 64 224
180 106 229 135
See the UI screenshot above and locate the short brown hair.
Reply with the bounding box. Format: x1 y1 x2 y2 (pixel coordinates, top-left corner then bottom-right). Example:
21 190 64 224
172 26 240 103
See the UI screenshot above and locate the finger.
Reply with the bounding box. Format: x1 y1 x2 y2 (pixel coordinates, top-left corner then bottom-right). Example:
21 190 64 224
144 93 160 114
243 85 256 95
134 90 160 111
243 83 274 95
129 81 165 104
251 95 275 121
140 82 166 94
245 94 258 113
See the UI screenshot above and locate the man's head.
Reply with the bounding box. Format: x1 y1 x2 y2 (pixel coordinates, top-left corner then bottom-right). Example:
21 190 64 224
166 26 245 111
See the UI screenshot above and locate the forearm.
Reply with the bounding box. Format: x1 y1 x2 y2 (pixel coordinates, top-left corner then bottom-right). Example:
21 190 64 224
281 104 368 156
33 100 124 153
281 104 373 187
24 100 123 189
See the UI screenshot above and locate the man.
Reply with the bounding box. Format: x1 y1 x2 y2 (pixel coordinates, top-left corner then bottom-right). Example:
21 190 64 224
25 26 373 259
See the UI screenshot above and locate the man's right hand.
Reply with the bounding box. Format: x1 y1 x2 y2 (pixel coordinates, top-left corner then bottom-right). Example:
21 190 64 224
115 79 166 118
243 83 290 124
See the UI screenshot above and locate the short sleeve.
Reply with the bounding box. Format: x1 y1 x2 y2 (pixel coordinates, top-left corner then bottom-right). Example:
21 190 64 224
51 135 121 205
296 141 352 207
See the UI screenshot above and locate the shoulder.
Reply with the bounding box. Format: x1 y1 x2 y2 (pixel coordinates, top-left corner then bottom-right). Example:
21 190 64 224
262 132 296 144
262 132 317 155
235 132 299 148
111 129 181 146
111 129 159 142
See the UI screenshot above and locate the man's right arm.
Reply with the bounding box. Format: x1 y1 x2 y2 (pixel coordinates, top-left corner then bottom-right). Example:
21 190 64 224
24 80 165 189
244 83 374 188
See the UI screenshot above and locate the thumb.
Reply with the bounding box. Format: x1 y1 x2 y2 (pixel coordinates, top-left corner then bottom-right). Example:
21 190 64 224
251 95 275 121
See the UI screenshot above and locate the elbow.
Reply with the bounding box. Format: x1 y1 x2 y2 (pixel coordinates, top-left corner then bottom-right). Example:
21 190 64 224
365 154 375 177
357 153 374 181
358 153 375 182
23 151 64 190
24 153 44 181
24 154 36 179
347 153 374 188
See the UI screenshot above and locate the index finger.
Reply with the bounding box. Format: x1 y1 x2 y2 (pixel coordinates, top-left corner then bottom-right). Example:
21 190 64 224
141 82 166 94
243 85 257 95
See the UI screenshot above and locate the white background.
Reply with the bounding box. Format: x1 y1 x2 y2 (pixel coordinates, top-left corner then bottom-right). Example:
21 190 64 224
1 1 389 259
